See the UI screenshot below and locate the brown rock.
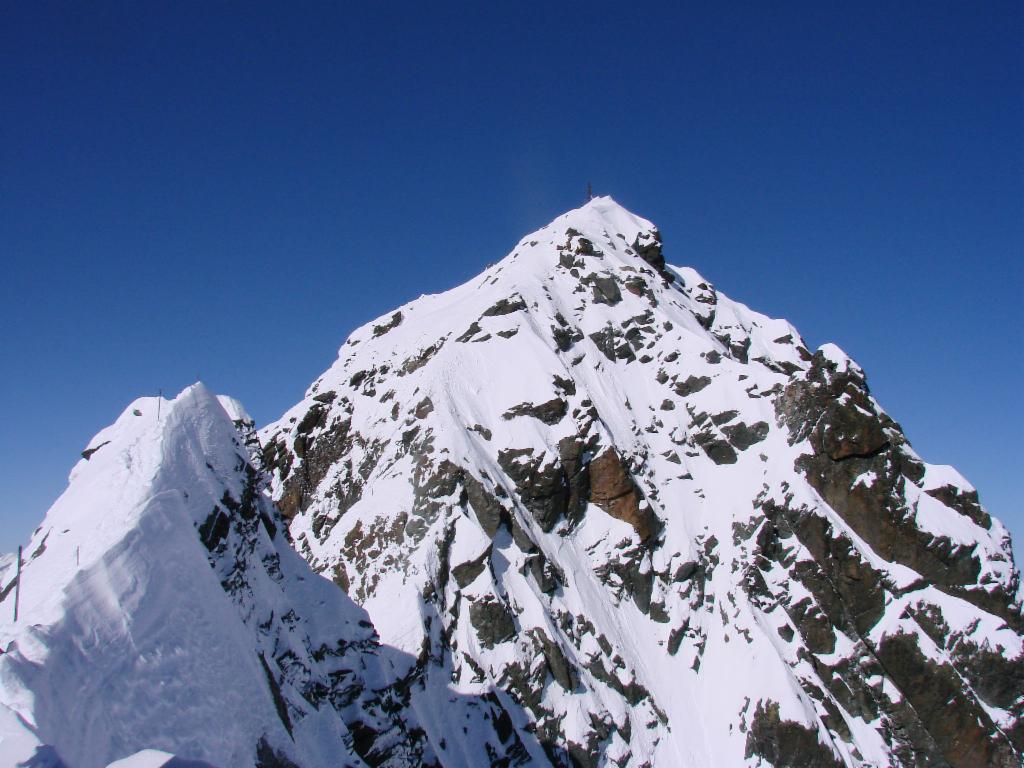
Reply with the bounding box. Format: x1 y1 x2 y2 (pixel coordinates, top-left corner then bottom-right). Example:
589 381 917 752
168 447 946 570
588 448 660 541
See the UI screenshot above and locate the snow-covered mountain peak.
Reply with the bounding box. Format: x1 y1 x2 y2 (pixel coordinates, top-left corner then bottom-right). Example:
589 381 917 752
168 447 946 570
320 196 672 375
505 195 667 286
520 195 659 257
3 200 1021 768
261 201 1023 766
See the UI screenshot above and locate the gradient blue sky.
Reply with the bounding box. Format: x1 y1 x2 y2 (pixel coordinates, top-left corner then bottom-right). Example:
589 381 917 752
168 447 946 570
1 2 1021 558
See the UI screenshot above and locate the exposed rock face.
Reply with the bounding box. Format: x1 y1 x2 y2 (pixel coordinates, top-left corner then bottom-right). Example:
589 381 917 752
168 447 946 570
260 198 1023 767
765 346 1024 765
745 700 845 768
778 348 1017 609
469 596 517 648
631 229 666 273
874 632 1020 767
498 447 571 533
589 448 660 542
503 397 568 425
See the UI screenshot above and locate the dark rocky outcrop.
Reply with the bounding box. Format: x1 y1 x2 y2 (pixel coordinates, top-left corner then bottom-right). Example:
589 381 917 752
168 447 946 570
522 552 564 594
413 397 434 419
198 507 231 552
722 420 769 451
925 484 991 529
483 295 528 317
465 473 509 538
551 312 584 352
624 275 655 302
631 229 665 273
528 629 579 692
399 340 445 375
557 434 596 528
744 700 843 768
583 274 622 306
457 322 484 343
768 348 1024 764
265 409 377 524
497 448 570 533
372 311 404 337
589 326 637 364
80 440 111 460
311 390 337 404
673 375 711 397
757 500 887 639
469 596 517 648
452 547 491 589
594 541 656 614
875 632 1021 767
502 397 568 425
693 430 738 465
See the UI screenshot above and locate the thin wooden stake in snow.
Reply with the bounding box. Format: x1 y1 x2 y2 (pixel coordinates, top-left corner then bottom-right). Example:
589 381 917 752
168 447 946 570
13 546 22 623
157 388 162 421
586 182 593 201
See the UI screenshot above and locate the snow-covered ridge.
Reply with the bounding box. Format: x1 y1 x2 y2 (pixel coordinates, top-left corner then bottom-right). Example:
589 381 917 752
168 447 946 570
0 384 427 768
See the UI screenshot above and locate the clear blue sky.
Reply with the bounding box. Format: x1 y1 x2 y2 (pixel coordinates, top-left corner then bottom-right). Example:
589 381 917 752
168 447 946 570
1 2 1021 558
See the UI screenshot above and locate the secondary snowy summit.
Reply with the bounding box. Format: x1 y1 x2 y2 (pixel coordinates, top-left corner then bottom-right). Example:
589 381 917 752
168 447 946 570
0 385 432 767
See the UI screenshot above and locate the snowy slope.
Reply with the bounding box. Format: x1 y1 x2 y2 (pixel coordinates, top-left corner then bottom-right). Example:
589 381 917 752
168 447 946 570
0 384 431 768
262 197 1024 767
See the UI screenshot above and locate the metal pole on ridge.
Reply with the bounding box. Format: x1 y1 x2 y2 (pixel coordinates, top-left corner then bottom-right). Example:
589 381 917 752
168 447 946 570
13 546 22 623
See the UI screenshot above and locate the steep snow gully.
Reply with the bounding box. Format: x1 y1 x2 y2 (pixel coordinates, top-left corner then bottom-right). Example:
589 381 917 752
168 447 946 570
2 198 1021 767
